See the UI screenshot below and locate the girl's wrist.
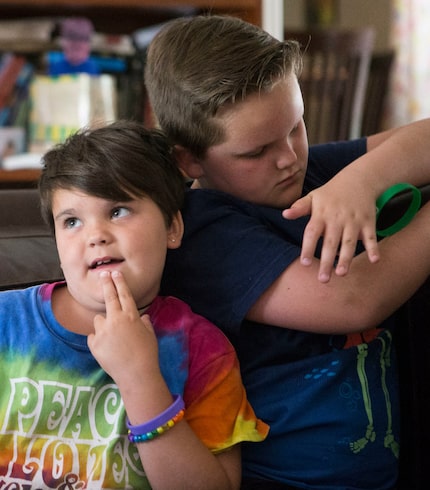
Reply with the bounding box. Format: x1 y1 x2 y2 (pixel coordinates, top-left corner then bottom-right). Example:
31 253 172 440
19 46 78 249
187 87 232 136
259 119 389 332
126 394 185 443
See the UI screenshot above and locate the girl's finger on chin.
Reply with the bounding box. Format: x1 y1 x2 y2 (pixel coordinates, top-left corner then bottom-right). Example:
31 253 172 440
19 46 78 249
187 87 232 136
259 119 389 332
99 270 121 311
109 270 136 311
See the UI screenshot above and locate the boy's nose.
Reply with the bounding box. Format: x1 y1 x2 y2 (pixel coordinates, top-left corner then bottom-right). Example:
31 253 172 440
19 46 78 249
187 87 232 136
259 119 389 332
276 140 297 170
276 150 296 170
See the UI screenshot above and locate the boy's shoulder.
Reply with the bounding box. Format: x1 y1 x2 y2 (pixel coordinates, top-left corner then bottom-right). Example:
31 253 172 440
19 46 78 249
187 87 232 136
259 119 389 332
305 138 368 193
308 138 367 168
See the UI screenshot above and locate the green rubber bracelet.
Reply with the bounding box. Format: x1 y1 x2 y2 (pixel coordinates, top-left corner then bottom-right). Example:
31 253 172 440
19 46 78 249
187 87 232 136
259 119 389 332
376 183 422 237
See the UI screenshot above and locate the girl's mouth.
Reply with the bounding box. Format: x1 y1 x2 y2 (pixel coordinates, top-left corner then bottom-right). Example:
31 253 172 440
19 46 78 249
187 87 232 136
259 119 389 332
90 258 123 269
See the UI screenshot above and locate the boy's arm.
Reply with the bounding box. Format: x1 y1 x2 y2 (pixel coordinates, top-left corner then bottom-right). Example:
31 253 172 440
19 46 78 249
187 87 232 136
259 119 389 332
249 200 430 334
283 118 430 282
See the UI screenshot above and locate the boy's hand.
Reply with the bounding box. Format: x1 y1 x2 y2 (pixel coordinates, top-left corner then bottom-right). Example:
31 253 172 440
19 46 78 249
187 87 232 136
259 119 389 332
283 183 380 282
87 270 159 385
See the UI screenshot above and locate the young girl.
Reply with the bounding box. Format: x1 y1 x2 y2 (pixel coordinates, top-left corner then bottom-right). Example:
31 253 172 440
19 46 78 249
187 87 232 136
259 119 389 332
0 120 268 489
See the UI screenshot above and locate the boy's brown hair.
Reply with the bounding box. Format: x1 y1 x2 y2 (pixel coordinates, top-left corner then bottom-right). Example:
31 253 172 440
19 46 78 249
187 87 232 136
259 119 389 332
145 15 302 158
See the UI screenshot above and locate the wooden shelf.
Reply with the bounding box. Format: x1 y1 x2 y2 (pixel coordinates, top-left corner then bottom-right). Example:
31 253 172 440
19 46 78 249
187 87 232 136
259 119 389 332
0 1 262 28
0 169 41 188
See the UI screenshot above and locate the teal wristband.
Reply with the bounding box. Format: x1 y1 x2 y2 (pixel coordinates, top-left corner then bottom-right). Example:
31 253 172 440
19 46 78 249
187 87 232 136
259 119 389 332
376 183 422 237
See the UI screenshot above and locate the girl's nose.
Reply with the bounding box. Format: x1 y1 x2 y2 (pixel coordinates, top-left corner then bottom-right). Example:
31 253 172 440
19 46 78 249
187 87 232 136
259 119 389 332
90 236 107 247
88 225 111 247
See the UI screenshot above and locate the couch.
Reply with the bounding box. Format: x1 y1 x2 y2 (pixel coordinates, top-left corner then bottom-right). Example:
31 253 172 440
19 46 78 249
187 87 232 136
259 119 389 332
0 186 429 489
0 188 62 290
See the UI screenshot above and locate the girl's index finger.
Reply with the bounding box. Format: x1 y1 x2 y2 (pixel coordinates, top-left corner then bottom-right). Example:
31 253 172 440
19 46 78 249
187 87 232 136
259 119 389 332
99 270 122 313
107 270 137 313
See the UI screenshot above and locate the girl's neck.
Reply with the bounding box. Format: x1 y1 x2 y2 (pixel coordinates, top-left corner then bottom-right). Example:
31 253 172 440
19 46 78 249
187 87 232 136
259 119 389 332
51 284 96 336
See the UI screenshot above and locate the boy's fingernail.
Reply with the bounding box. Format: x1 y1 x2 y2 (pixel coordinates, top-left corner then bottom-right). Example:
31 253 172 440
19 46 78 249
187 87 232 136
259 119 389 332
319 272 329 283
301 257 312 266
99 270 110 277
336 265 346 275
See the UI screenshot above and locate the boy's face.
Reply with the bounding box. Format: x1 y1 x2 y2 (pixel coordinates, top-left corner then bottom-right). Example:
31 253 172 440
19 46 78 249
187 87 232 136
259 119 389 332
190 75 308 209
52 188 182 314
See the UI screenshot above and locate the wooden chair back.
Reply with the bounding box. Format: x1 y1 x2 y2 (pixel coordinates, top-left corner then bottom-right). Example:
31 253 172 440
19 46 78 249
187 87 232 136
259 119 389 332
285 28 375 144
361 50 395 136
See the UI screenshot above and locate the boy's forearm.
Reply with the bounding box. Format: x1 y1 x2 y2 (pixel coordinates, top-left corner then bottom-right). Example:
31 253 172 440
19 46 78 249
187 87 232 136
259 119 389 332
357 117 430 193
347 201 430 326
291 117 430 281
251 201 430 333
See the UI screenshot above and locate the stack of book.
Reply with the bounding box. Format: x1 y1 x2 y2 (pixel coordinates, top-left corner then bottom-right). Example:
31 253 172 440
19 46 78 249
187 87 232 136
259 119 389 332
0 52 34 128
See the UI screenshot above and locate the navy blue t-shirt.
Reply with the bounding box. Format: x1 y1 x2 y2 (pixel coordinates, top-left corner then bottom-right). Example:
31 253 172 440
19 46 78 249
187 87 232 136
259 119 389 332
161 139 400 489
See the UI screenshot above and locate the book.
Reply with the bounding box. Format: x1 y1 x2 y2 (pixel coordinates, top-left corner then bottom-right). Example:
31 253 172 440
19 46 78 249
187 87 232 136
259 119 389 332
29 73 117 151
0 54 26 110
1 61 34 127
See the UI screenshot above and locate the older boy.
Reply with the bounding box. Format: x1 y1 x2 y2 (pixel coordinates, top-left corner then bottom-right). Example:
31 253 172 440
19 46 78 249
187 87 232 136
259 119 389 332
145 14 430 490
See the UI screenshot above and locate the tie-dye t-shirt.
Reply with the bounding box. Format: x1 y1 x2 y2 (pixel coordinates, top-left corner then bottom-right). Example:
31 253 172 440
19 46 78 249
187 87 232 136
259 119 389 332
0 282 268 489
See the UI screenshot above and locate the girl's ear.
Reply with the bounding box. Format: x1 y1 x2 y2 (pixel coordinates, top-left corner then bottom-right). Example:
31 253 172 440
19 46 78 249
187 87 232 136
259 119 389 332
167 211 184 249
173 145 204 179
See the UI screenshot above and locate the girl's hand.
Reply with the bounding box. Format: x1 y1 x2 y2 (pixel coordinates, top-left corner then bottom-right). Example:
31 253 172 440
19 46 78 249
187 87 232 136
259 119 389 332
87 270 159 386
283 181 380 283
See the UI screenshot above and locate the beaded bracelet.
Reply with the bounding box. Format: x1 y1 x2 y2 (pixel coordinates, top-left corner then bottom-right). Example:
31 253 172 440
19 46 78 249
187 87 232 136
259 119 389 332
126 394 185 443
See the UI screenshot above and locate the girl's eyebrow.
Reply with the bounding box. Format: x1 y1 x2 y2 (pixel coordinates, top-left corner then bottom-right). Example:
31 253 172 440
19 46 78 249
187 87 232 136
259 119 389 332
54 208 75 221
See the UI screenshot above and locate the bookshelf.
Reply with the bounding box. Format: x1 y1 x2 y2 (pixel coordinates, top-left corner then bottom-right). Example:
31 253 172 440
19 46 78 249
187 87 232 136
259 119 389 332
0 0 262 186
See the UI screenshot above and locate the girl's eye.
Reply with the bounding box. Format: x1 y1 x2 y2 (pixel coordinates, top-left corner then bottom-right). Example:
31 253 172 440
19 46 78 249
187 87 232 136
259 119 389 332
111 206 130 219
64 217 81 229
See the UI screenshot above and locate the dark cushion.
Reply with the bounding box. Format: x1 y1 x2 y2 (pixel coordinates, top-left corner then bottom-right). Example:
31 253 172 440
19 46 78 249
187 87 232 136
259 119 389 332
0 189 62 290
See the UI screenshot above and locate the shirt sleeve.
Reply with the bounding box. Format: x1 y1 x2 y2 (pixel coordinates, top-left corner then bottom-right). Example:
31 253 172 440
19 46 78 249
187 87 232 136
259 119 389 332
163 191 302 335
183 307 269 452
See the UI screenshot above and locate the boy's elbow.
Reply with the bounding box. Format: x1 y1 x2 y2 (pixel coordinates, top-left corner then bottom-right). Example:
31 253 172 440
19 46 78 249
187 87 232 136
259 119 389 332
339 294 392 333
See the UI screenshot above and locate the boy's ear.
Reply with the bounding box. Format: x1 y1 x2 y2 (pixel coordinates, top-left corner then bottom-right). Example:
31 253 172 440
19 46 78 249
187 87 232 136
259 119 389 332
173 145 204 179
167 211 184 250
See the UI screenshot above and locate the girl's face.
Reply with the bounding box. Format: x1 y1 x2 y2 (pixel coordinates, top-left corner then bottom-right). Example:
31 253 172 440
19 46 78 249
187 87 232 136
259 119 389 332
190 75 309 209
52 188 183 317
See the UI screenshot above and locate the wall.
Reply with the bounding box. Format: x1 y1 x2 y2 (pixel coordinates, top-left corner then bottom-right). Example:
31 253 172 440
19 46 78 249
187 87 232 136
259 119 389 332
284 0 392 51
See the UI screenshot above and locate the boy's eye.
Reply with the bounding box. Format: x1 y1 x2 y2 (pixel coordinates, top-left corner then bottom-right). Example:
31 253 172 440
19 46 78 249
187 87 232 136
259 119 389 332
64 217 81 229
111 206 130 219
245 146 266 158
